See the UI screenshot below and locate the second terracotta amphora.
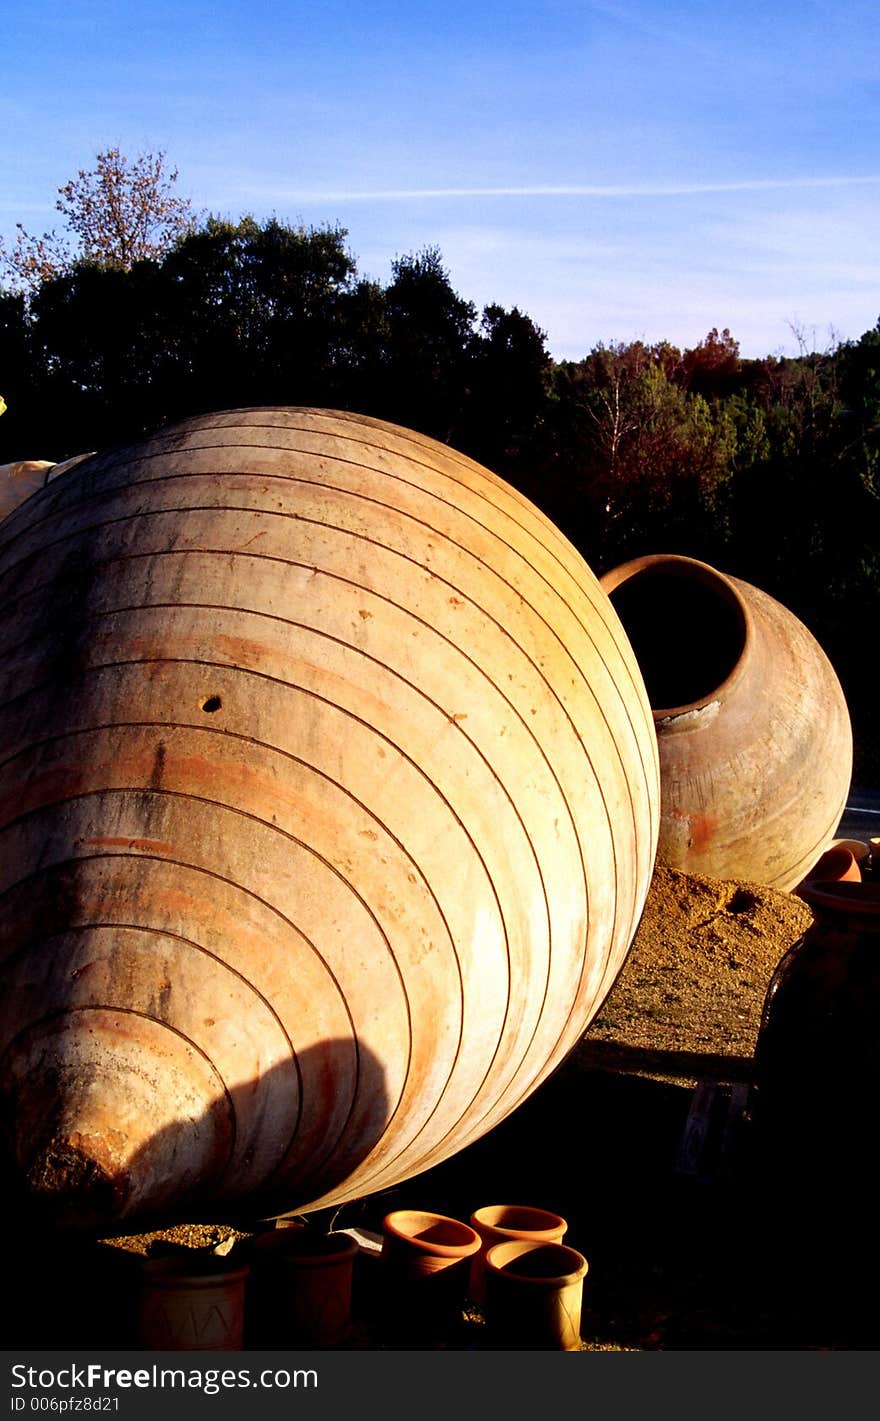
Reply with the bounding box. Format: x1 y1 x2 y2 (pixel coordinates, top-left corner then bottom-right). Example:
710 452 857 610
600 553 852 892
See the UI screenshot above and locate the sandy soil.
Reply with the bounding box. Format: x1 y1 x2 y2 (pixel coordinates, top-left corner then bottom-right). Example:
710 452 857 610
585 864 814 1073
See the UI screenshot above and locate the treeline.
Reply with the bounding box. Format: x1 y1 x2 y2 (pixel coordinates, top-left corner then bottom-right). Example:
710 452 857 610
2 214 879 777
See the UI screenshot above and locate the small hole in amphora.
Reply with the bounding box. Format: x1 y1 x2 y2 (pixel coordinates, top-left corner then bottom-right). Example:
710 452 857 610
200 695 223 713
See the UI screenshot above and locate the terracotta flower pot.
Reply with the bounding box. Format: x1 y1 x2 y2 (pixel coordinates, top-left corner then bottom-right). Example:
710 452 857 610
250 1227 359 1347
137 1255 250 1351
752 881 880 1220
483 1239 588 1350
600 553 852 891
380 1209 481 1346
468 1204 568 1305
796 843 862 895
0 407 659 1227
831 838 870 872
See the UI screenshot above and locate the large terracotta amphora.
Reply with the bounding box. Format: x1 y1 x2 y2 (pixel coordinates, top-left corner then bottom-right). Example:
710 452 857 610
0 407 659 1229
600 553 852 891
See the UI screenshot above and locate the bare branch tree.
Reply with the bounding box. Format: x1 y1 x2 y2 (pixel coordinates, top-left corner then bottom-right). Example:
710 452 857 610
0 225 69 291
1 147 196 292
56 147 195 268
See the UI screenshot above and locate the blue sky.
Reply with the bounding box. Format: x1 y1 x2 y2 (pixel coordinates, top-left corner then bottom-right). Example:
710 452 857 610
2 0 878 359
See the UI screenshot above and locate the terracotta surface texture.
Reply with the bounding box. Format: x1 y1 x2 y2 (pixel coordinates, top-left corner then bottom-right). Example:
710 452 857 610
0 407 659 1227
600 553 852 892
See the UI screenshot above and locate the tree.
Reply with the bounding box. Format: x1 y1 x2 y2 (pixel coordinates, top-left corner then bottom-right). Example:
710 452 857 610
547 340 737 565
833 319 880 498
0 211 364 459
18 259 170 454
157 215 358 414
1 148 195 292
379 246 477 439
679 327 741 396
0 286 46 454
457 303 553 482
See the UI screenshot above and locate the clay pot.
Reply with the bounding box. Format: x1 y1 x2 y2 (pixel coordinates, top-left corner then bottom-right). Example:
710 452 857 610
379 1209 481 1345
752 881 880 1219
0 408 659 1227
137 1255 250 1351
250 1228 359 1347
796 843 862 894
483 1239 588 1350
831 838 870 872
468 1204 568 1305
600 554 852 891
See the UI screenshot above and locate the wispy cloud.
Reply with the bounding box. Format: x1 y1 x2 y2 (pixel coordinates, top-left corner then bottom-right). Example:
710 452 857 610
250 175 880 204
580 0 718 56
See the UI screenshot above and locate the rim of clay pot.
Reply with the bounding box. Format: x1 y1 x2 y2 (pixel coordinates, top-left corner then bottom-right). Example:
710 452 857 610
382 1209 481 1257
798 844 862 889
139 1255 250 1287
253 1228 359 1266
599 553 752 720
470 1204 567 1238
831 838 871 864
795 879 880 918
484 1239 588 1286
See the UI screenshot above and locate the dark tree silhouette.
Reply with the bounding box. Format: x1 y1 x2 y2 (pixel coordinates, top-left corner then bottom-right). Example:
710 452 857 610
379 245 476 440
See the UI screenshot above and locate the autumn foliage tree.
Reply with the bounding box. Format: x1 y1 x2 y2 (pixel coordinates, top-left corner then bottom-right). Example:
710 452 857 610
546 340 736 562
1 148 195 291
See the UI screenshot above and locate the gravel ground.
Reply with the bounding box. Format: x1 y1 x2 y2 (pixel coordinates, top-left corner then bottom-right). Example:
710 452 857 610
584 864 814 1076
